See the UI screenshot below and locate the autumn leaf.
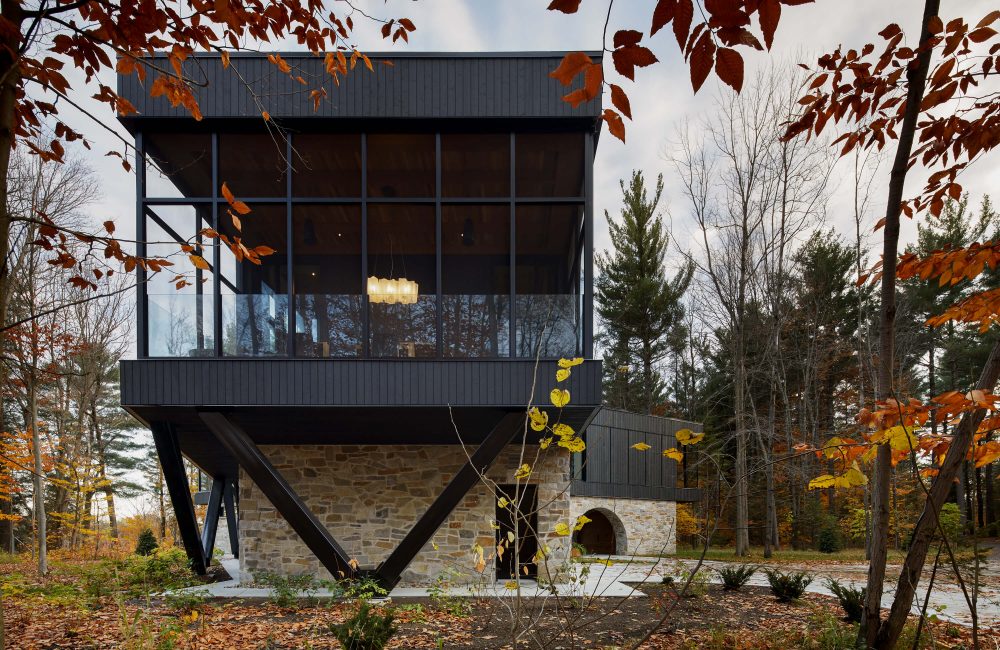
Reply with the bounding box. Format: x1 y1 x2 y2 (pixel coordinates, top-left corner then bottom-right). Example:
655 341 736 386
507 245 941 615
651 0 677 36
514 464 531 479
556 368 571 382
554 522 571 536
189 254 210 270
663 447 683 462
221 182 251 215
574 514 592 530
675 428 704 446
715 47 744 92
631 442 652 451
610 84 632 119
528 407 548 431
547 0 582 13
550 388 570 408
558 357 584 368
550 52 593 86
552 423 574 438
603 108 626 142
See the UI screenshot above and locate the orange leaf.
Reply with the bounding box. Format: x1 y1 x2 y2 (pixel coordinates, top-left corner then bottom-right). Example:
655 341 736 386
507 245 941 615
262 111 271 121
603 109 625 142
550 52 593 86
189 254 210 270
610 84 632 119
221 182 236 204
715 47 743 92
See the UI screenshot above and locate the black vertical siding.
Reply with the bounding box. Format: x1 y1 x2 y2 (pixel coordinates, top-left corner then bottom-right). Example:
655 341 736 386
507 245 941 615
118 52 603 121
572 408 702 502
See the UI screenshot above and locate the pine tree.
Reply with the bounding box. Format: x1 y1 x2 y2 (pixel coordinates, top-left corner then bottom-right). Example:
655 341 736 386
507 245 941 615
596 171 693 414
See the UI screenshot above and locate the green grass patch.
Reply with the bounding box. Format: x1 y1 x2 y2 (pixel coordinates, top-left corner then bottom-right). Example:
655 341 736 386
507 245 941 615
671 546 980 564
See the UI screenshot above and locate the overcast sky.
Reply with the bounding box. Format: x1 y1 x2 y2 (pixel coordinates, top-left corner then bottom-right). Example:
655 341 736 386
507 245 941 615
43 0 1000 338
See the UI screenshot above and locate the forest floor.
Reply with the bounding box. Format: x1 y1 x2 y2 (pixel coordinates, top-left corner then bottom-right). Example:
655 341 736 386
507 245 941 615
4 551 1000 649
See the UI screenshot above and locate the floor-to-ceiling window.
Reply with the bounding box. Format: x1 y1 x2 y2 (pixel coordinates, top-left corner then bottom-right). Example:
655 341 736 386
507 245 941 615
139 128 588 359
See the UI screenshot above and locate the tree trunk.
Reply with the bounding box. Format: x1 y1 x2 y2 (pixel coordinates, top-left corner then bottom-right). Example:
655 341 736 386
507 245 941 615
875 337 1000 648
29 380 46 575
860 1 940 646
91 403 118 539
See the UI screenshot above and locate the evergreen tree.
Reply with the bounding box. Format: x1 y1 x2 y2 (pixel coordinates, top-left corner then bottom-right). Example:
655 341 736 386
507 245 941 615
596 171 693 414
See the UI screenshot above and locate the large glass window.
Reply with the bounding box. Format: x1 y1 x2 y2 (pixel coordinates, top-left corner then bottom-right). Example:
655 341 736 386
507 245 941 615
515 204 583 358
367 134 435 198
515 133 584 198
219 133 286 197
220 204 289 356
144 132 212 198
368 204 436 356
441 205 510 357
145 205 214 356
441 134 509 197
293 205 362 357
292 133 362 197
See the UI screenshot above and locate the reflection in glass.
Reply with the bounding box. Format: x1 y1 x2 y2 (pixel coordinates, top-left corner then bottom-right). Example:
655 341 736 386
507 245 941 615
220 204 288 356
219 133 286 197
441 134 509 197
442 205 510 356
515 133 585 198
145 205 214 356
292 134 362 197
293 205 362 356
367 134 435 198
515 204 583 357
144 132 212 198
368 204 436 356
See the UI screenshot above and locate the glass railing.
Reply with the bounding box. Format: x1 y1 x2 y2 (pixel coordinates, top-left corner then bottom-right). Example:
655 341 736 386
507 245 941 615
441 294 510 357
295 295 363 357
369 296 437 357
222 293 289 356
147 293 214 357
515 294 580 358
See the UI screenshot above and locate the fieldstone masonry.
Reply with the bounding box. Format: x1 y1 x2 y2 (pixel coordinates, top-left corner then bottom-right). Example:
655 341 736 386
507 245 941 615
239 444 572 585
569 495 677 556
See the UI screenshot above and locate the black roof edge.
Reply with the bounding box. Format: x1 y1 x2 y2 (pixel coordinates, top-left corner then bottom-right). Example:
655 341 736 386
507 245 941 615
144 50 603 60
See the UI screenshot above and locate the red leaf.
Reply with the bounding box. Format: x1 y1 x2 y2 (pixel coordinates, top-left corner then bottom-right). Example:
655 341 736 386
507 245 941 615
674 0 694 50
612 45 658 81
651 0 677 36
398 18 416 31
603 109 625 142
690 31 715 92
547 0 582 13
610 84 632 119
550 51 593 86
715 47 743 92
758 0 780 49
969 27 998 43
613 29 643 48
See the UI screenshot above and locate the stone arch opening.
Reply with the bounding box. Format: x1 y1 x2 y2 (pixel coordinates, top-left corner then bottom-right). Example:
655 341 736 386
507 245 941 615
573 508 627 556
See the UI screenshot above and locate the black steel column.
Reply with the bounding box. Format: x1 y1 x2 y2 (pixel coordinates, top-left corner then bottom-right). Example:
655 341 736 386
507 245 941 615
212 132 222 357
361 133 370 357
583 131 594 358
374 412 524 588
199 412 357 578
224 478 239 559
508 132 516 358
151 421 207 574
201 477 225 561
135 132 147 358
286 134 295 357
435 132 443 357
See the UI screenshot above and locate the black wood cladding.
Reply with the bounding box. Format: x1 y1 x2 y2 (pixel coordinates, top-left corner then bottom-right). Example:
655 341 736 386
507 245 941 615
117 53 603 121
572 408 702 502
120 358 602 407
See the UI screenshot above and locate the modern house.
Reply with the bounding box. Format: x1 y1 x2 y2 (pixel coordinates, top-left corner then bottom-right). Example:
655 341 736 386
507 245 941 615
117 52 697 587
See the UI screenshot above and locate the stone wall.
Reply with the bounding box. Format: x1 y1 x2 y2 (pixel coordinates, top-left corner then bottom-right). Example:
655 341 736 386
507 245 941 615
569 495 676 556
239 444 572 585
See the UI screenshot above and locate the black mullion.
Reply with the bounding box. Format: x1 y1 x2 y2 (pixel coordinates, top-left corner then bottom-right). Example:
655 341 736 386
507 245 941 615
136 132 147 358
286 135 294 358
509 132 516 359
212 133 222 357
583 131 594 358
361 133 369 358
435 133 442 357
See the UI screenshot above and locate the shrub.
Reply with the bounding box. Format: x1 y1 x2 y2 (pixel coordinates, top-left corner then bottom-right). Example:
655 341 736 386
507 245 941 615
330 602 397 650
826 579 865 623
938 502 962 542
135 528 159 556
817 526 840 553
765 569 812 602
255 572 317 608
717 564 756 591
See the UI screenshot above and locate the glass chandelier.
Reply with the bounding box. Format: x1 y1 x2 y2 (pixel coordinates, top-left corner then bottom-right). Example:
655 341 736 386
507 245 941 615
367 276 419 305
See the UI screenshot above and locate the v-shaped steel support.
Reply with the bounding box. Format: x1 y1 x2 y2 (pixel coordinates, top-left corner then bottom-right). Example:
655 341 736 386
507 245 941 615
152 421 208 575
373 412 524 588
199 412 357 579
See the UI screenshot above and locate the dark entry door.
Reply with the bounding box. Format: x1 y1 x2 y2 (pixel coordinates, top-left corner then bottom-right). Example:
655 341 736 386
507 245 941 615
495 484 538 580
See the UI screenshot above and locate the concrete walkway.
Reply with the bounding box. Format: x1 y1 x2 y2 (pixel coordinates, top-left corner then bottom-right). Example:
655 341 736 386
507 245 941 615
175 553 999 628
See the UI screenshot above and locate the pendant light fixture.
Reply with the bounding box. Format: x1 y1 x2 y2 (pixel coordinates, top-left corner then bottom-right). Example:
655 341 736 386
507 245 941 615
367 276 419 304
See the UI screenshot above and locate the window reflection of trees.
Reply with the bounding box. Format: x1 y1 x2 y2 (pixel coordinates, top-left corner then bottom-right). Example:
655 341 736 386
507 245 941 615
515 295 579 358
296 295 363 357
370 299 437 357
442 295 510 357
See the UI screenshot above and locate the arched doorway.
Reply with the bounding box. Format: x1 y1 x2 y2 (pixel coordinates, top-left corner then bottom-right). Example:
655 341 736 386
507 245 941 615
573 508 627 556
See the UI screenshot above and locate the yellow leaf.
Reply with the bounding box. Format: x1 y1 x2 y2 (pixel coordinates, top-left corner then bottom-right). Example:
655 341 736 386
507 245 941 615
528 407 548 432
662 447 683 462
675 428 705 446
554 522 571 536
432 541 439 550
574 514 591 531
883 425 918 452
631 442 652 451
504 580 518 590
552 423 574 438
507 531 515 543
539 436 552 449
550 388 571 408
808 474 837 490
823 436 846 459
558 436 586 453
556 368 571 382
497 496 509 509
558 357 584 368
514 464 531 479
189 254 210 270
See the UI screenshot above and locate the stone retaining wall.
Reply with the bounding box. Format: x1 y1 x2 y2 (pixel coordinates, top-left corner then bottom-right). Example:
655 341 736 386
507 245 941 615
238 444 572 585
569 495 676 556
